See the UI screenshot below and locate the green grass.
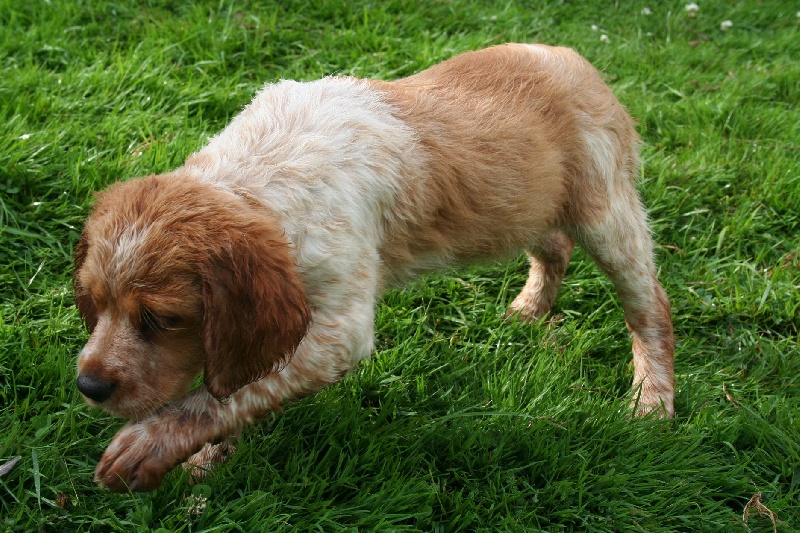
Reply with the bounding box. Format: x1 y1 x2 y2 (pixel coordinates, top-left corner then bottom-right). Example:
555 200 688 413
1 0 798 531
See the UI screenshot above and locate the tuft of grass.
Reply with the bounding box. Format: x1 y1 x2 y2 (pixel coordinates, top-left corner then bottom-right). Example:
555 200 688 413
1 1 798 531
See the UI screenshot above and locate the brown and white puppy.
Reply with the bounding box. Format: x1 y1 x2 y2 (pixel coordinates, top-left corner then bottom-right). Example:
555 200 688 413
74 43 674 492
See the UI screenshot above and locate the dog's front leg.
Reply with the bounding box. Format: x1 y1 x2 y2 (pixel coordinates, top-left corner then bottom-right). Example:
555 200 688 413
95 298 376 492
94 388 229 492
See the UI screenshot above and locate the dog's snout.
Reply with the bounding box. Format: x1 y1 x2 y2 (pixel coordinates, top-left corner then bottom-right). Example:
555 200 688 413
76 373 116 403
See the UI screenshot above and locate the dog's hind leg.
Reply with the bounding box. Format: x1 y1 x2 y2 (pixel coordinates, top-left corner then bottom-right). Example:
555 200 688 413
508 231 574 321
572 184 675 418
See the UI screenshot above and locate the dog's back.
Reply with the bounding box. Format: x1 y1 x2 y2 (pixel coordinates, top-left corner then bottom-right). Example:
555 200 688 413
371 44 639 282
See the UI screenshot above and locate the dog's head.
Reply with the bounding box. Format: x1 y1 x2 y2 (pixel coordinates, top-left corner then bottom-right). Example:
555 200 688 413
73 175 310 419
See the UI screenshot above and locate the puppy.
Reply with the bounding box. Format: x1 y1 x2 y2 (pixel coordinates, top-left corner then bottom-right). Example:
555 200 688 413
74 43 674 492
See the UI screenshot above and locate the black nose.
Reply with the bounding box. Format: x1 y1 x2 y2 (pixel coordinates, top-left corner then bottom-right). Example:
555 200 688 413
76 373 116 403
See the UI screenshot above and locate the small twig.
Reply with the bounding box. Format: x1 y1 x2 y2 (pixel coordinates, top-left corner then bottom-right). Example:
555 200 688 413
742 492 778 533
722 383 739 408
661 244 685 255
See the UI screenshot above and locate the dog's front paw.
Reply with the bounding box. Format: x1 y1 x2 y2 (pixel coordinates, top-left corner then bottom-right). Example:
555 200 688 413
183 439 237 484
95 418 195 492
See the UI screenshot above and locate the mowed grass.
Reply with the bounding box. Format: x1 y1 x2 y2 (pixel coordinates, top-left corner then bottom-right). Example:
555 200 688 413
1 0 798 531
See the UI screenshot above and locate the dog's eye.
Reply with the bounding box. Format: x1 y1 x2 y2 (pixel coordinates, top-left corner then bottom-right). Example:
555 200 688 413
140 308 182 337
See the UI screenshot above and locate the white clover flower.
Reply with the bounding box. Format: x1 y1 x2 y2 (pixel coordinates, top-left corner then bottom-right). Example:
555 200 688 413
720 20 733 31
641 7 652 15
591 24 599 31
685 3 699 18
600 34 610 43
20 134 31 140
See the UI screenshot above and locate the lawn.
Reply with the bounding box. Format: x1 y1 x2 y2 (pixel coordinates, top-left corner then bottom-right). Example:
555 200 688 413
1 1 798 531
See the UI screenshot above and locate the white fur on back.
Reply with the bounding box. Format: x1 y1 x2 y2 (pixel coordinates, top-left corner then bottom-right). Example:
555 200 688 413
182 78 422 284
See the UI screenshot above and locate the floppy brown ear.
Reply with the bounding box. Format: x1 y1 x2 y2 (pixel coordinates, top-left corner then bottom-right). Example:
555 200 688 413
73 228 98 333
201 225 311 400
